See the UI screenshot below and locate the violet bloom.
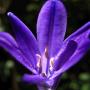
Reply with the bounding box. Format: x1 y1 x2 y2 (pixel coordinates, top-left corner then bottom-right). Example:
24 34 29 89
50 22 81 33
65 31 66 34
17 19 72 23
0 0 90 90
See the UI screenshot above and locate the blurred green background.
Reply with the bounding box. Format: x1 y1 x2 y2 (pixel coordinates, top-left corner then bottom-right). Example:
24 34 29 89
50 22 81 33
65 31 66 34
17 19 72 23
0 0 90 90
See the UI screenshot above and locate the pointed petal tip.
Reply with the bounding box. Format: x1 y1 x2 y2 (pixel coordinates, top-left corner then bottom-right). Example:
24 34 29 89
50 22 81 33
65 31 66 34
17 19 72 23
7 12 13 16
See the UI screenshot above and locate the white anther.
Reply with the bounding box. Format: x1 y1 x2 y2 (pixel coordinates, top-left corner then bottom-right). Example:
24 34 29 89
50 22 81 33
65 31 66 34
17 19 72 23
36 54 41 68
45 47 47 53
49 57 54 71
37 59 41 68
36 54 41 59
44 47 48 58
50 58 54 66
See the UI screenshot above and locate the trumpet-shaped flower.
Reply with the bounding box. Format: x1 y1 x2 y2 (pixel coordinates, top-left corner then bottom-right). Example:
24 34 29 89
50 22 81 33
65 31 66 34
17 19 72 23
0 0 90 90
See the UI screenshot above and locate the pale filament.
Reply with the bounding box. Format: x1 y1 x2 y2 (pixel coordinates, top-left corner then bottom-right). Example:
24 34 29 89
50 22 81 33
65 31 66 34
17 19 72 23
49 57 54 71
36 48 55 77
36 54 41 68
55 47 64 60
41 47 48 76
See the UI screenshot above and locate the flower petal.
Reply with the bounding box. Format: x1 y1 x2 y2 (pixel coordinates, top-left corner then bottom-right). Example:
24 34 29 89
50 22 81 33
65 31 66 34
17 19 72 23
22 74 54 87
51 23 90 79
54 40 77 70
37 0 67 57
7 12 39 68
0 32 37 74
65 22 90 42
22 74 48 86
51 41 90 79
60 22 90 73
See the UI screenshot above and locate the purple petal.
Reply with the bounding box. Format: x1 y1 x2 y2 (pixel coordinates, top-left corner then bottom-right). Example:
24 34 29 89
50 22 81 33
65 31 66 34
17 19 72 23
22 74 46 85
60 22 90 72
51 23 90 79
22 74 54 87
54 40 77 70
64 22 90 51
65 22 90 42
51 41 90 79
37 0 67 57
7 12 40 69
0 32 37 74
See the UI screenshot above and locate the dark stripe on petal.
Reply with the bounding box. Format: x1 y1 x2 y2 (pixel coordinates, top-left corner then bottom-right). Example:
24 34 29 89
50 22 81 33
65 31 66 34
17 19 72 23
37 0 67 57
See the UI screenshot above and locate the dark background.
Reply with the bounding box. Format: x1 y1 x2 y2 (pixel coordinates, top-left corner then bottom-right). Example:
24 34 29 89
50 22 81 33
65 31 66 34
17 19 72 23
0 0 90 90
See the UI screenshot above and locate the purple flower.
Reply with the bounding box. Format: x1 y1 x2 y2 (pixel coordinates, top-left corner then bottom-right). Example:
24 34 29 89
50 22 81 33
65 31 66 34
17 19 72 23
0 0 90 90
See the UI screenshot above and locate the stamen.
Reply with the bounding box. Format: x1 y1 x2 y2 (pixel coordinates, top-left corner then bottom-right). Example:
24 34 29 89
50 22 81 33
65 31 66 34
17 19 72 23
49 57 54 71
36 54 41 68
50 58 54 66
36 54 41 58
45 47 48 59
37 59 41 68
